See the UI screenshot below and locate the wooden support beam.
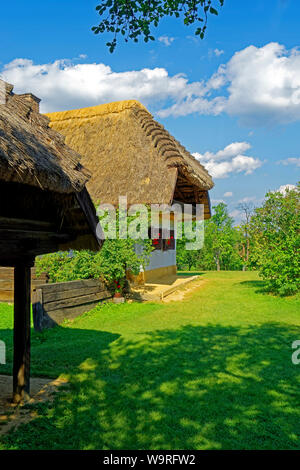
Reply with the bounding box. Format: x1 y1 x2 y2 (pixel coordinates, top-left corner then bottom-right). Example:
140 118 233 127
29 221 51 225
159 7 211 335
173 186 185 200
0 230 75 261
0 228 72 240
13 259 34 403
0 217 56 231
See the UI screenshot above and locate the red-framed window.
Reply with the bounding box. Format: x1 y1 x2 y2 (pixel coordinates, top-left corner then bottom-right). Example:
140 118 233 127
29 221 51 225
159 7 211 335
149 227 162 250
163 230 175 250
149 228 175 251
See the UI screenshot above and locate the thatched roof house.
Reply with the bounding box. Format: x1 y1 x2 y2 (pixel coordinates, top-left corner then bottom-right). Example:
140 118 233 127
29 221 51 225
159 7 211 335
0 81 102 258
46 100 214 218
0 80 102 402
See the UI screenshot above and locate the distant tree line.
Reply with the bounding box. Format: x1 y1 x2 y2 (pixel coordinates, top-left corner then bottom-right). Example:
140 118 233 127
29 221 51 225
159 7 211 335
177 183 300 296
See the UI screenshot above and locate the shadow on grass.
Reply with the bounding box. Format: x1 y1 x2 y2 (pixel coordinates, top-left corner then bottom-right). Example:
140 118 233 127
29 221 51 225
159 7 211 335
0 326 120 378
238 280 270 294
177 272 206 277
0 322 299 450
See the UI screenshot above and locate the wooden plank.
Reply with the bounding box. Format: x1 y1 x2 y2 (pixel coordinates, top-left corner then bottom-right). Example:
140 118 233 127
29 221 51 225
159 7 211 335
0 267 14 276
0 280 14 289
0 232 74 261
0 244 62 262
0 228 72 240
13 262 32 403
44 290 111 312
0 216 56 231
0 267 47 279
38 278 103 293
0 290 14 302
32 280 48 286
43 285 102 304
0 273 14 279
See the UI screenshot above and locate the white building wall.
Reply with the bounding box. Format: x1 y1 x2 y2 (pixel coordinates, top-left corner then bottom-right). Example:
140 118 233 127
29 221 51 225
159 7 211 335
145 247 176 271
134 240 177 272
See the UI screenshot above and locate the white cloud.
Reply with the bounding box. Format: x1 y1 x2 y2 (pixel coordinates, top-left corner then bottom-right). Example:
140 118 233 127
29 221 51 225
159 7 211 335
214 48 224 57
0 58 205 113
158 36 175 47
275 184 297 194
223 191 233 197
278 157 300 167
193 142 263 179
208 48 224 59
238 196 256 203
159 42 300 125
158 95 225 118
3 42 300 125
224 43 300 125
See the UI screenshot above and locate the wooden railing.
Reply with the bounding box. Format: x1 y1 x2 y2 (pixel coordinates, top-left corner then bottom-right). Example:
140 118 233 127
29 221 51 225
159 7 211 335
0 267 48 302
32 278 112 331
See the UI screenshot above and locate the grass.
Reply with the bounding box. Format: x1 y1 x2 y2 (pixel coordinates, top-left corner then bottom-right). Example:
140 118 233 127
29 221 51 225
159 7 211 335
0 271 299 450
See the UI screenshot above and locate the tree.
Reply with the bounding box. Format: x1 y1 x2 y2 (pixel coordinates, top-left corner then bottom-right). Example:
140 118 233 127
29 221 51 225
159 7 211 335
93 0 224 52
248 184 300 296
176 203 243 272
203 203 241 271
176 239 199 271
236 202 254 271
92 238 153 290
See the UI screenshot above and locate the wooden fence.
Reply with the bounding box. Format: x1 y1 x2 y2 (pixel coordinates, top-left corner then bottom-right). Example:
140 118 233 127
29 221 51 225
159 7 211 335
32 278 112 331
0 267 48 302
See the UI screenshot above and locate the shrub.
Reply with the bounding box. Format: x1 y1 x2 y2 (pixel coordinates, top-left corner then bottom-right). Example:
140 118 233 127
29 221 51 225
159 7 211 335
249 183 300 296
36 239 152 293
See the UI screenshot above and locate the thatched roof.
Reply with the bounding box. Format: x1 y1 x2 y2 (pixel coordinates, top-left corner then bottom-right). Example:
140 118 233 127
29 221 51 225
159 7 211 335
46 101 214 217
0 80 102 257
0 80 90 194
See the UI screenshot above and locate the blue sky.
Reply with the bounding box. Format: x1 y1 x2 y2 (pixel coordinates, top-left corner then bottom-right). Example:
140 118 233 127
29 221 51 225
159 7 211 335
0 0 299 221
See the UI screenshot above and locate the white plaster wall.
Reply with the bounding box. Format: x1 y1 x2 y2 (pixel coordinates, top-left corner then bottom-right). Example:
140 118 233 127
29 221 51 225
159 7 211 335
134 242 177 271
145 248 176 271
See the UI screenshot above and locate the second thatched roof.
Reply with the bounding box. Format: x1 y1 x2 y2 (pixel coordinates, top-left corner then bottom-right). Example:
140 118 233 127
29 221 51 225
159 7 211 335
47 100 214 217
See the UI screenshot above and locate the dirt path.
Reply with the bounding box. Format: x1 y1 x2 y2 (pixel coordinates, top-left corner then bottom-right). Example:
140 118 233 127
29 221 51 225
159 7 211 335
131 275 206 302
163 278 207 302
0 375 67 435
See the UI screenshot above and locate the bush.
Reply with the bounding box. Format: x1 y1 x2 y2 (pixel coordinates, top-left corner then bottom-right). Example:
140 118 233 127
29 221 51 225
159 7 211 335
36 238 152 293
249 184 300 296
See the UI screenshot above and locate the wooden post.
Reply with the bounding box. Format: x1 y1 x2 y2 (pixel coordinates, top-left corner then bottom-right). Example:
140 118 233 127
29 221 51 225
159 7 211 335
32 288 44 332
13 260 33 403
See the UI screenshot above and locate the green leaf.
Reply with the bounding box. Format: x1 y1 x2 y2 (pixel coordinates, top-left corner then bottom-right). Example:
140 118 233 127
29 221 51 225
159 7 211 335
209 7 218 15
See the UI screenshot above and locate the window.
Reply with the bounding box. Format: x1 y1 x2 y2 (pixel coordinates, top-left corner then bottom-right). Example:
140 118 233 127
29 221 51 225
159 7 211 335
149 227 162 250
149 228 175 251
163 230 175 251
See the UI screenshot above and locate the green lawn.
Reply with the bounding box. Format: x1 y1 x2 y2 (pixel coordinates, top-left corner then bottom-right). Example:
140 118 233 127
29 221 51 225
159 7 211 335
0 271 299 450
